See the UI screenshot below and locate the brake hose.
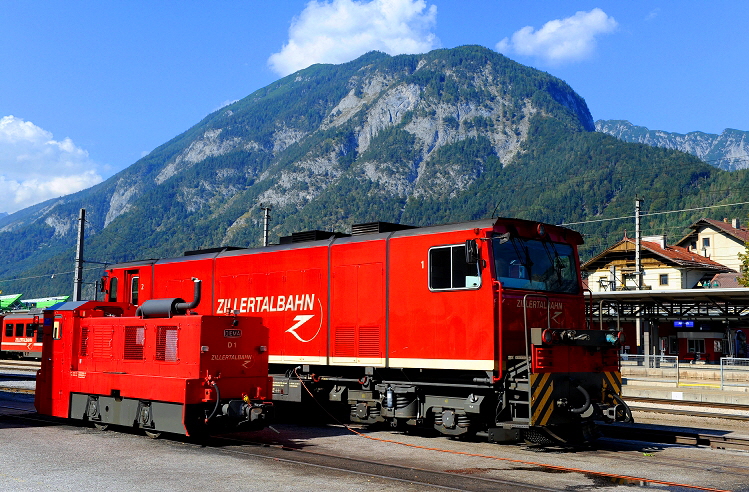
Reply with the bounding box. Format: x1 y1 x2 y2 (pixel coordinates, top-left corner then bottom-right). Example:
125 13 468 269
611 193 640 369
569 383 591 414
205 380 221 423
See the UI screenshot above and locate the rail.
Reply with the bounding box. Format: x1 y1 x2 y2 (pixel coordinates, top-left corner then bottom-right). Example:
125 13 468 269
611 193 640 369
620 355 749 389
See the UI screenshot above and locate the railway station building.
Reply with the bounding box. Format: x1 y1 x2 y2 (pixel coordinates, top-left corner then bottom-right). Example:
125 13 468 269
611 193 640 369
582 218 749 361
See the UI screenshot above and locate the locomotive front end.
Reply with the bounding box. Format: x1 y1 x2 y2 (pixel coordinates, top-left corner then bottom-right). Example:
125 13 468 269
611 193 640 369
526 326 632 444
491 223 632 445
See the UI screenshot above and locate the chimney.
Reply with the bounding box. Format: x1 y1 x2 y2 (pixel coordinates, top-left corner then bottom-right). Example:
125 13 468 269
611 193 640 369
642 234 667 248
732 218 740 229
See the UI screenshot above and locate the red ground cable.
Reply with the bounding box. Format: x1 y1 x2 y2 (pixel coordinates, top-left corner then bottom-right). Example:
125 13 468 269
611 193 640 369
292 370 729 492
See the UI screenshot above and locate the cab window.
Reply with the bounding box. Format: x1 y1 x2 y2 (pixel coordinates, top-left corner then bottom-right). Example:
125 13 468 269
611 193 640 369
130 276 139 305
429 245 481 291
108 277 118 302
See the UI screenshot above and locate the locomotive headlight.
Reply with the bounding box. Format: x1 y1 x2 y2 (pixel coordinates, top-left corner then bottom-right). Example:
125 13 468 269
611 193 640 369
606 331 625 345
541 329 555 344
201 346 209 353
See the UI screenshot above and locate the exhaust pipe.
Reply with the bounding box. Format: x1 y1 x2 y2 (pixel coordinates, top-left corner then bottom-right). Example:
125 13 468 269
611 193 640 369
175 278 202 311
136 278 202 318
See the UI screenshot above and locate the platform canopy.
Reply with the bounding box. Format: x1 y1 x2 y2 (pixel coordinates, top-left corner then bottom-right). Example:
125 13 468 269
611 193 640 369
20 296 70 309
589 288 749 322
0 294 22 310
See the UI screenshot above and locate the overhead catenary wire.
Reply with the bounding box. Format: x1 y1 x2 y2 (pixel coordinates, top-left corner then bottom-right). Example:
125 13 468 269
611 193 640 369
0 266 102 283
558 200 749 227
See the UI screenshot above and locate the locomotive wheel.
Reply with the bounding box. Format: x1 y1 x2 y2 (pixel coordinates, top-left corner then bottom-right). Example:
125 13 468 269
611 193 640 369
93 422 109 431
144 430 162 439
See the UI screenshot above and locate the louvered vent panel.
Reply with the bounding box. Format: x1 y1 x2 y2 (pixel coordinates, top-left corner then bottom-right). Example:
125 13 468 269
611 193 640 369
92 327 114 358
334 326 356 357
358 326 380 357
79 326 89 357
124 326 145 360
156 326 179 362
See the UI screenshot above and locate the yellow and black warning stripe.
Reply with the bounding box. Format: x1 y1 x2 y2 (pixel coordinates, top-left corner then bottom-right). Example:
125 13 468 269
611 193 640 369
602 371 622 402
530 372 555 426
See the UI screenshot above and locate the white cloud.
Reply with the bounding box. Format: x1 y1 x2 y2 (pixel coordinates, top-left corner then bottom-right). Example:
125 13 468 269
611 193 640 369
0 115 103 214
268 0 438 76
645 8 660 21
496 8 617 65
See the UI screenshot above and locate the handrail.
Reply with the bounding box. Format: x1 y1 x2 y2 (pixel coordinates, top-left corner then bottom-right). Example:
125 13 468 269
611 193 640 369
585 288 593 331
597 299 620 331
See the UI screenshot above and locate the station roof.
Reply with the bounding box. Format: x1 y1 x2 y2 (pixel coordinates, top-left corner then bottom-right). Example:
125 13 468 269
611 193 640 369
583 237 731 272
0 294 22 309
589 288 749 322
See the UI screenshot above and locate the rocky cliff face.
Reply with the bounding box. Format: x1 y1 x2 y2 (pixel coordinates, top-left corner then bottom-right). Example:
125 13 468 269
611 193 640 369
596 120 749 171
0 46 604 295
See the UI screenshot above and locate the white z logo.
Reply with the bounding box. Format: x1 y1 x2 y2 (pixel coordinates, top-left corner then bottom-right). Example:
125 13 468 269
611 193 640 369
285 315 319 342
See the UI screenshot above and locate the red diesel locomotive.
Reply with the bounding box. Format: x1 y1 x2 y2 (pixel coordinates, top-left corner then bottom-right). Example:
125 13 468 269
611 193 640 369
102 218 631 443
34 292 273 438
1 311 44 358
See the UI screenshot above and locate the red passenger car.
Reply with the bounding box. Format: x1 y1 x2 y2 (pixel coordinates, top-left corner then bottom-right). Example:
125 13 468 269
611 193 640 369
35 294 272 437
103 218 630 443
1 310 44 358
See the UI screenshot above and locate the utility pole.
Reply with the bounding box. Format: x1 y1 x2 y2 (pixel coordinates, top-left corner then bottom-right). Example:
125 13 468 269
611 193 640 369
635 197 643 290
634 197 648 358
261 206 271 247
73 208 85 301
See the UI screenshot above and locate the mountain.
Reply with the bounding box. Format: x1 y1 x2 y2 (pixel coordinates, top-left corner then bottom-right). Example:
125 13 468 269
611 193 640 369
596 120 749 171
2 46 749 298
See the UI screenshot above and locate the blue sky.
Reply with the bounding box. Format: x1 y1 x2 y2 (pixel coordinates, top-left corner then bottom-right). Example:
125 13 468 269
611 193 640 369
1 1 748 214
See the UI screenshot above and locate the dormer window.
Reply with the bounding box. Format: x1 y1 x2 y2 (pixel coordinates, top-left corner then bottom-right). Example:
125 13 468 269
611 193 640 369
702 238 710 249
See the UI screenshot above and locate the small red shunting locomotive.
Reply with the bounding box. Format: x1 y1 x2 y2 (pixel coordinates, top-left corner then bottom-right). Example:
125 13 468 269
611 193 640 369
34 281 273 437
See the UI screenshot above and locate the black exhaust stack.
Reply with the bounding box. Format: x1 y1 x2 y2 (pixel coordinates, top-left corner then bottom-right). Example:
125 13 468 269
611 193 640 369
136 278 201 318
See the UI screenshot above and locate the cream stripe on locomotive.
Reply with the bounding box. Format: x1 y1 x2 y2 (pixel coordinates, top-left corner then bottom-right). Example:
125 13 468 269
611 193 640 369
530 372 555 426
269 355 495 370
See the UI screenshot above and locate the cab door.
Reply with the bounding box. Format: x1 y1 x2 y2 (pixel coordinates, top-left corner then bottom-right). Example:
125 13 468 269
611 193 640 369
125 270 140 306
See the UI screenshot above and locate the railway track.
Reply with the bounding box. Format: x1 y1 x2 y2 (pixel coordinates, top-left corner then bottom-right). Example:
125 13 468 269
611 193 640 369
3 379 747 453
0 360 40 371
626 396 749 413
0 405 737 491
599 422 749 452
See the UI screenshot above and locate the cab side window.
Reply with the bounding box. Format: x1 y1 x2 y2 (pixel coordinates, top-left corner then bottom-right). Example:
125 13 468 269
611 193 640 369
429 245 481 291
108 277 118 302
130 276 139 305
4 323 12 337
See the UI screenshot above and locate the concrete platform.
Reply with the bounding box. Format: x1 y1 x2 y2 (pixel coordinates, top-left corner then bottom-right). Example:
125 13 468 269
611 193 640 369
622 379 749 405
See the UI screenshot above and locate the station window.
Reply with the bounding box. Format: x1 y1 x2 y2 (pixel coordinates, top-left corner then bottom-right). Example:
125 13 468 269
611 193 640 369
4 323 12 337
702 237 710 249
687 339 705 354
429 244 480 291
669 336 678 354
659 274 669 286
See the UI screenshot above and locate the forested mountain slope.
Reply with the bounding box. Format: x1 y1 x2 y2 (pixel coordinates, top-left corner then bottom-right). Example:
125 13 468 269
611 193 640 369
2 46 747 297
